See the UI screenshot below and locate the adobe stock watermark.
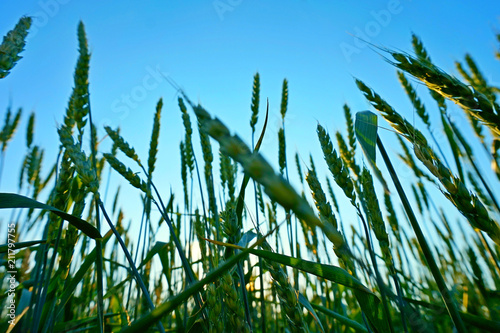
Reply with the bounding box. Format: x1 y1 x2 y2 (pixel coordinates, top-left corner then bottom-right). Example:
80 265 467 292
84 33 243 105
28 0 72 39
340 0 405 63
6 222 18 326
213 0 243 21
98 64 170 130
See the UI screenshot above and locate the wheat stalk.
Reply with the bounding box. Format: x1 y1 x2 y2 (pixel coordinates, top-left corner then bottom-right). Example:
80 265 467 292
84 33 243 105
182 95 344 247
358 79 500 245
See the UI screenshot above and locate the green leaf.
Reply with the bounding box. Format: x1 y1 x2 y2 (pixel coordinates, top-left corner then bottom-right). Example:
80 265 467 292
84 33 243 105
246 248 371 293
121 235 269 332
0 193 102 239
53 313 121 332
241 247 390 333
120 246 254 332
355 111 378 166
138 241 169 269
103 277 132 300
298 293 325 333
0 239 45 253
404 297 500 332
54 229 113 320
310 302 368 333
355 111 389 192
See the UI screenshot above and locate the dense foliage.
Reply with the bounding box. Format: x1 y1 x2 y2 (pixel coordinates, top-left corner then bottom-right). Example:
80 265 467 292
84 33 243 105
1 16 500 333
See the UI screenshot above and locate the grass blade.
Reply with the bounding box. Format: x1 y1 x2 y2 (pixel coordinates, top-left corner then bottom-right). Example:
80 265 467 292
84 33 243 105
120 236 267 332
0 192 101 239
311 303 368 333
376 135 467 333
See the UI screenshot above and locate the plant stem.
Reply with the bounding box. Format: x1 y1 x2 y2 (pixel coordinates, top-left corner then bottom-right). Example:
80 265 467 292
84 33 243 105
377 135 467 333
98 200 166 333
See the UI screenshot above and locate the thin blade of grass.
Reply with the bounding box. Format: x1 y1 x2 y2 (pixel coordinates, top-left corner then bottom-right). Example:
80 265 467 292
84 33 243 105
208 238 389 332
310 302 368 333
355 111 378 166
0 239 45 253
404 297 500 332
298 293 325 333
236 99 269 220
0 192 101 239
54 229 113 320
120 235 268 332
355 111 389 192
376 135 467 333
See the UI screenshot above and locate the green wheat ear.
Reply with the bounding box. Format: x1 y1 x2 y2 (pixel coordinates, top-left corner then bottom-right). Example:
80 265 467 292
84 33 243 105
250 72 260 134
387 49 500 137
496 32 500 60
26 111 35 148
0 16 31 79
147 98 163 176
280 79 288 120
317 124 356 205
104 126 141 163
72 21 91 139
0 107 22 153
182 94 344 246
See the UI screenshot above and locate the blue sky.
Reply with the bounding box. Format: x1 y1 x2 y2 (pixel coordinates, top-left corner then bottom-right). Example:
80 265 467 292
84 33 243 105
1 1 499 249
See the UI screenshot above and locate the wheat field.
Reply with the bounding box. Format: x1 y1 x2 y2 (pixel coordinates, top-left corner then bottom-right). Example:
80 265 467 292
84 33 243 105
1 16 500 333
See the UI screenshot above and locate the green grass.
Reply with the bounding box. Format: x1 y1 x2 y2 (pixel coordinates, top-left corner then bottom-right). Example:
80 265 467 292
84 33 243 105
1 17 500 333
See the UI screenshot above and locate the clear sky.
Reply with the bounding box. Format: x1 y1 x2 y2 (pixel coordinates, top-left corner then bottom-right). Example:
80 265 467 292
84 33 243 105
1 1 499 248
